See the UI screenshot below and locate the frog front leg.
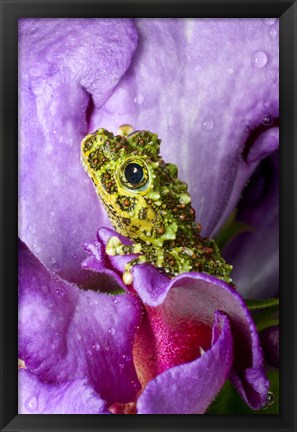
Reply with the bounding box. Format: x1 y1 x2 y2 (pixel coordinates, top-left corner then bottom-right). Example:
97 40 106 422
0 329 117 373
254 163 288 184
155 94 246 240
105 236 193 285
106 236 169 285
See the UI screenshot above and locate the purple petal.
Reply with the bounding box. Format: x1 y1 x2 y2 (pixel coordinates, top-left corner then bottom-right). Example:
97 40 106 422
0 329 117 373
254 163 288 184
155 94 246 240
223 152 279 298
18 239 141 405
19 369 110 414
137 311 233 414
19 19 138 284
83 228 170 302
91 18 279 236
260 325 279 368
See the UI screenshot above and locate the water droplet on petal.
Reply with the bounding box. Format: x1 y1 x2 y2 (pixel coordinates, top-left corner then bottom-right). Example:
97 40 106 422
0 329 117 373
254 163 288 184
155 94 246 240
263 115 273 126
25 396 38 412
108 327 115 336
202 118 214 130
133 94 144 106
117 124 134 137
251 51 268 69
113 298 118 304
50 257 56 264
269 27 278 38
55 288 64 297
264 391 275 408
263 18 277 26
92 343 100 351
76 333 82 341
33 244 41 254
263 100 271 109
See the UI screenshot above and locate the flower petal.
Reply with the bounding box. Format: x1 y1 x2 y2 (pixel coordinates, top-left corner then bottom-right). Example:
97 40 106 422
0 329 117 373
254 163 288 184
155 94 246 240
91 18 279 236
260 325 279 368
19 369 110 414
89 227 269 410
132 270 269 409
18 239 141 405
223 152 279 298
19 18 138 284
136 311 233 414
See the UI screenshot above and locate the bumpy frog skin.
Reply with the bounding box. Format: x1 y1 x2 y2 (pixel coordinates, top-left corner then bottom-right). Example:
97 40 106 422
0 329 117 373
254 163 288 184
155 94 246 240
81 128 232 285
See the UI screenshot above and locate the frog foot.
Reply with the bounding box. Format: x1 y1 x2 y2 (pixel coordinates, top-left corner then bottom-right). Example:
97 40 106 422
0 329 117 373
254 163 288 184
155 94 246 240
106 237 148 285
123 256 147 285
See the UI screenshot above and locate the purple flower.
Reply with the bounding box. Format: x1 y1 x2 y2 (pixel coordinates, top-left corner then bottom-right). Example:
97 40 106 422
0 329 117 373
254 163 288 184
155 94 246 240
18 18 278 413
19 231 269 414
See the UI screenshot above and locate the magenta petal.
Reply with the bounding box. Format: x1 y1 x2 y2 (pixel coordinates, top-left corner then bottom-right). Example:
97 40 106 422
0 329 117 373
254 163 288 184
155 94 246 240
137 311 233 414
19 19 138 284
19 369 110 414
162 273 269 409
18 239 141 405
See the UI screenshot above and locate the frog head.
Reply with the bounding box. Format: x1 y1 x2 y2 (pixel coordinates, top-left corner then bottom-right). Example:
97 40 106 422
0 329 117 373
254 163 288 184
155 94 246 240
81 128 193 247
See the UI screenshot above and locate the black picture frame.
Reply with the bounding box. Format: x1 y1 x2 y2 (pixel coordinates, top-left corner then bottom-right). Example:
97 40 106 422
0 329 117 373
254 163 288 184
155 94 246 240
1 1 296 431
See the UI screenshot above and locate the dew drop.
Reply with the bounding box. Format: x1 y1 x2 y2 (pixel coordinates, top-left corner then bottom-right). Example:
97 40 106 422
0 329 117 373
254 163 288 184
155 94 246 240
133 94 144 106
202 118 214 130
119 362 124 369
117 124 134 137
55 288 64 297
264 391 275 408
25 395 38 412
262 115 273 126
269 27 278 38
113 298 118 304
251 51 268 69
33 244 41 254
108 327 115 336
263 100 271 109
76 333 82 341
92 343 100 351
262 18 277 26
50 257 56 264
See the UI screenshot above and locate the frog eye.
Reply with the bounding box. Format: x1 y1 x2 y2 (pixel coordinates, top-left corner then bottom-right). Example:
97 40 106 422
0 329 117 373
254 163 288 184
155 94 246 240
119 159 149 190
124 163 144 185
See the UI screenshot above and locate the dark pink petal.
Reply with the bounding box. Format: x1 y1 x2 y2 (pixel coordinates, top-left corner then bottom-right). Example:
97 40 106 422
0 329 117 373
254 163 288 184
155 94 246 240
91 18 279 236
164 274 269 409
19 369 110 414
136 311 233 414
19 19 138 284
18 239 141 405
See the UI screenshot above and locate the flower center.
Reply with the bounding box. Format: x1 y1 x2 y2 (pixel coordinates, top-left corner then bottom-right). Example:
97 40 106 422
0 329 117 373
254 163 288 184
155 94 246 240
133 304 212 388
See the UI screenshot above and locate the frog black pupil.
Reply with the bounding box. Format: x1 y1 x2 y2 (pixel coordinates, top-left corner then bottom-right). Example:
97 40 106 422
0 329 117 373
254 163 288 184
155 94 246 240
125 163 144 185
